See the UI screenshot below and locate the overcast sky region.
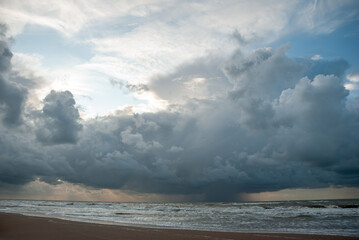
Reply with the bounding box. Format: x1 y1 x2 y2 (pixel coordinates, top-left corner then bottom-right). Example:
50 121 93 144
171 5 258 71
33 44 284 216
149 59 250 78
0 0 359 202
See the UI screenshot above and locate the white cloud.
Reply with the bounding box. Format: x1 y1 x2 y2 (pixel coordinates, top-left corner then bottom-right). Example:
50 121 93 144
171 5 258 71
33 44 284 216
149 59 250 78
311 54 323 60
344 83 357 90
1 0 358 119
86 21 230 84
292 0 358 34
12 53 98 105
347 73 359 82
0 0 356 44
0 0 169 36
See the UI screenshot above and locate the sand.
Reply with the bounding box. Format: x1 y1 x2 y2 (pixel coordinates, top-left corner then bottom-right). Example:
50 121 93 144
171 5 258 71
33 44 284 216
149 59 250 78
0 212 358 240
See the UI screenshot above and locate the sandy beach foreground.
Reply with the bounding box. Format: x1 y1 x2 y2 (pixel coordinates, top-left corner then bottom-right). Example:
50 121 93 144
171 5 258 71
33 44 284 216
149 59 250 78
0 212 358 240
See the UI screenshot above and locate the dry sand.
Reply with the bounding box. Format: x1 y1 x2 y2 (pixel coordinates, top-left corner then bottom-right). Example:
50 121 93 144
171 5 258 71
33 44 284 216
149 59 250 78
0 212 358 240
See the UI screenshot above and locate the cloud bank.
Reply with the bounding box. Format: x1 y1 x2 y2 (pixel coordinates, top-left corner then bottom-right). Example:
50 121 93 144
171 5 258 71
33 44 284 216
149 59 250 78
1 23 359 201
0 26 27 126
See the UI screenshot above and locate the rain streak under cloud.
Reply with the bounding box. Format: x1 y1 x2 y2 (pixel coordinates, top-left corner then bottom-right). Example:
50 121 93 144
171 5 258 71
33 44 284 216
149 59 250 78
0 0 359 202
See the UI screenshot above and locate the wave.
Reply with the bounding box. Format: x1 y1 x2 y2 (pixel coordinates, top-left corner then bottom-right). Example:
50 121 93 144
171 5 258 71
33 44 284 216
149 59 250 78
337 204 359 209
115 212 134 215
1 199 358 236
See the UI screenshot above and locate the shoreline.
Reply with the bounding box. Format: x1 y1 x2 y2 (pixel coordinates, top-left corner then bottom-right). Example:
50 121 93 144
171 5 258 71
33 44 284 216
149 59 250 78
1 212 358 240
1 211 357 237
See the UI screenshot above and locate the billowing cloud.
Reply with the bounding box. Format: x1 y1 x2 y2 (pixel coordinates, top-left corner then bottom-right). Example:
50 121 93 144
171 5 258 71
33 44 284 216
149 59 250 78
1 17 359 201
35 90 82 145
0 25 27 125
148 54 229 104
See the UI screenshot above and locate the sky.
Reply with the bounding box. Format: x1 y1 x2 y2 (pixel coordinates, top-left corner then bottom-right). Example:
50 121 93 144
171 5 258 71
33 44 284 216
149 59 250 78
0 0 359 202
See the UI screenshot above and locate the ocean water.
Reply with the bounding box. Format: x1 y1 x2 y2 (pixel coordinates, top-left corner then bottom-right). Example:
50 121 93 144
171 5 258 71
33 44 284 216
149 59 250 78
0 199 358 236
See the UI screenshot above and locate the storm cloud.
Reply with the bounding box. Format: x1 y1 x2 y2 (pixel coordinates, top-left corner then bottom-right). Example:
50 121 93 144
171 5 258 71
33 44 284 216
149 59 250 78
1 28 359 201
35 90 83 145
0 26 27 126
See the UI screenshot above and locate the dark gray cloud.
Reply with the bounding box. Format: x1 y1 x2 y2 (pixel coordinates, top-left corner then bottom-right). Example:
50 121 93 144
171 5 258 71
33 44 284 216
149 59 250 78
110 79 149 93
1 35 359 201
0 27 27 126
36 90 83 145
0 76 26 126
232 29 249 45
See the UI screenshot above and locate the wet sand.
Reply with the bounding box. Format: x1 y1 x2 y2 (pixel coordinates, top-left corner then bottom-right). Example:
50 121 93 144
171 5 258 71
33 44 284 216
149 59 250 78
0 212 358 240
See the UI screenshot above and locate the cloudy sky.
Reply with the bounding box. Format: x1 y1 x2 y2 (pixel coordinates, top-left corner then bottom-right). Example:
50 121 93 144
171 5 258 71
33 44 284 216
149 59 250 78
0 0 359 202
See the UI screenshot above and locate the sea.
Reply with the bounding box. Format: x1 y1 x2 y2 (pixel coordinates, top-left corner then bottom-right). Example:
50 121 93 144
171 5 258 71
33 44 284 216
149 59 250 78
0 199 358 236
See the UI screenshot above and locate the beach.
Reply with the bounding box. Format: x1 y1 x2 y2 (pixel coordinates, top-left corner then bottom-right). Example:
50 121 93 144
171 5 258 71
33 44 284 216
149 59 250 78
0 212 358 240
